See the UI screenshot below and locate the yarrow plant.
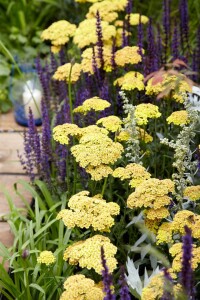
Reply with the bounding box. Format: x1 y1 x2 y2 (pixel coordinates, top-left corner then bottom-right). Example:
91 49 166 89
2 0 200 299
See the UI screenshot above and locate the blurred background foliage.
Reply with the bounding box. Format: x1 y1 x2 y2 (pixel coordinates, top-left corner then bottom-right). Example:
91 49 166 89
0 0 199 113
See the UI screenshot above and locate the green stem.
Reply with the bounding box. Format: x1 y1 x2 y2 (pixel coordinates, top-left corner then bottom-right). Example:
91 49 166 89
22 261 32 300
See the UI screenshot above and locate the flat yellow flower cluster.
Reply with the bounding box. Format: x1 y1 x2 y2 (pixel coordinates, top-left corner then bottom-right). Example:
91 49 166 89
60 274 104 300
115 46 143 66
113 163 151 188
53 123 81 145
127 178 174 221
63 235 117 274
73 19 116 49
53 63 82 83
96 115 122 132
184 185 200 201
71 131 123 179
114 71 145 91
41 20 76 52
167 110 189 126
169 242 200 273
135 103 161 125
37 251 56 266
81 46 113 73
86 1 118 22
156 210 200 245
127 13 149 25
141 272 181 300
73 97 111 114
57 190 120 231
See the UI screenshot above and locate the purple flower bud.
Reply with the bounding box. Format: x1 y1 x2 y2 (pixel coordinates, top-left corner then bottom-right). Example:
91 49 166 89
101 246 116 300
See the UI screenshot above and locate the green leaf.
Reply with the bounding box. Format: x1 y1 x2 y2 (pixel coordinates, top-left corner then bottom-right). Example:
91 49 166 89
29 283 45 294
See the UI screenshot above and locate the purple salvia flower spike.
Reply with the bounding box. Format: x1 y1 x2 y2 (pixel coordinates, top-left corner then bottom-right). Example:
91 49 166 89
179 0 189 52
59 47 66 66
125 0 132 46
180 226 195 299
101 246 116 300
162 0 170 63
172 22 179 60
119 266 131 300
96 10 104 69
161 268 174 300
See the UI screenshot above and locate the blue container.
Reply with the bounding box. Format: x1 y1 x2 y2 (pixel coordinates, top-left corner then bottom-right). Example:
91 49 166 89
10 64 42 127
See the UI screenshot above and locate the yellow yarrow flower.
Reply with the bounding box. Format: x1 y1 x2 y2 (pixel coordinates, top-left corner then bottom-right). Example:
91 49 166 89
51 45 61 53
135 103 161 125
113 163 151 187
114 71 145 91
86 1 118 22
115 46 143 66
141 273 165 300
53 123 81 145
73 19 116 49
60 275 104 300
145 207 170 220
37 251 56 266
167 110 189 125
169 243 200 273
53 63 82 83
63 235 117 274
73 97 111 114
184 185 200 201
57 191 120 231
86 164 113 181
96 115 122 132
156 222 173 244
79 125 109 136
127 178 174 209
127 13 149 25
41 20 76 46
171 210 200 239
71 132 123 168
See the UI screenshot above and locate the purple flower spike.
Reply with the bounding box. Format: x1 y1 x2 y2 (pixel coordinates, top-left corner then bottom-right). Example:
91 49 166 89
101 246 116 300
96 10 104 69
161 268 174 300
180 226 195 299
119 266 131 300
172 23 179 60
162 0 171 61
179 0 189 51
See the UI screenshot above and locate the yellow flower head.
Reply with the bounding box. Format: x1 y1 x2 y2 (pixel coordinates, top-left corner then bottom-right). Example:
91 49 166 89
127 178 174 210
141 273 165 300
60 275 104 300
86 1 118 22
80 125 109 136
145 207 170 220
135 103 161 125
114 71 144 91
63 235 117 274
116 130 130 142
41 20 76 46
51 45 61 53
37 251 56 266
96 115 122 132
156 222 173 244
171 210 200 239
169 243 200 273
115 46 143 66
86 164 113 180
53 63 82 83
71 132 123 168
113 163 151 187
167 110 189 126
184 185 200 201
73 19 116 49
73 97 111 114
53 123 81 145
57 191 120 231
81 46 113 74
127 13 149 25
75 0 100 2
